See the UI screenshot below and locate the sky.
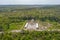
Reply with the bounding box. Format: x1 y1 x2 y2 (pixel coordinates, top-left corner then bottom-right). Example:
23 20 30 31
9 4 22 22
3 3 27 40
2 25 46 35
0 0 60 5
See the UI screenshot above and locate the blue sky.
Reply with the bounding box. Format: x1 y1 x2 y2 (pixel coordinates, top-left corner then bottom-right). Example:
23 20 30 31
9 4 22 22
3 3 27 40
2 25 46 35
0 0 60 5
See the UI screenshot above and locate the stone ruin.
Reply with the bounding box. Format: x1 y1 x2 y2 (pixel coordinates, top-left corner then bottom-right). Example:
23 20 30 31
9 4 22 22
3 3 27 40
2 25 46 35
24 19 38 30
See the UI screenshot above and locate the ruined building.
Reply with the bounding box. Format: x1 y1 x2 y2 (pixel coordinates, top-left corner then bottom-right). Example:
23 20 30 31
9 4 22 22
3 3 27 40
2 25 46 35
24 19 38 30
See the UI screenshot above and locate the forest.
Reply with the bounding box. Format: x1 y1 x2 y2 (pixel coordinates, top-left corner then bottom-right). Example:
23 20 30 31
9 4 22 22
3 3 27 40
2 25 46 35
0 5 60 40
0 31 60 40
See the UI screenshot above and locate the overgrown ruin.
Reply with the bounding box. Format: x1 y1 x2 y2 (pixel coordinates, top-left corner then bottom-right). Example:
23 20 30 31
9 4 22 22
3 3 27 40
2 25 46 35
24 19 38 30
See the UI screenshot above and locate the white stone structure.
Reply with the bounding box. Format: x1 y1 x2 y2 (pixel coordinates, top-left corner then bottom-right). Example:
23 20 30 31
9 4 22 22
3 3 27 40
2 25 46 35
24 19 38 30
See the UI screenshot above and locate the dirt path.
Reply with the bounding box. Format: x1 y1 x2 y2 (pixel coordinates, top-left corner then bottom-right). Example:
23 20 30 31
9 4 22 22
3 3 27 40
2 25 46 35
0 29 60 34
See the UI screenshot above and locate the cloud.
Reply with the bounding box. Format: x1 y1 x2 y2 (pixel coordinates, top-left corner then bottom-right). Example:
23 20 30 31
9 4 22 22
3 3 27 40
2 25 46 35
0 0 60 5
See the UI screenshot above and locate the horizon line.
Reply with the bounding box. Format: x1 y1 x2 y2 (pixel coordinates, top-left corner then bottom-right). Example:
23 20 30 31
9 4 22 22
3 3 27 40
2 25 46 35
0 4 60 5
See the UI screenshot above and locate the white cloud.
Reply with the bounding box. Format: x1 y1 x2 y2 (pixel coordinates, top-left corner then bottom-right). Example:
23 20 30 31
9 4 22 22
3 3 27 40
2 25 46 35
0 0 60 5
